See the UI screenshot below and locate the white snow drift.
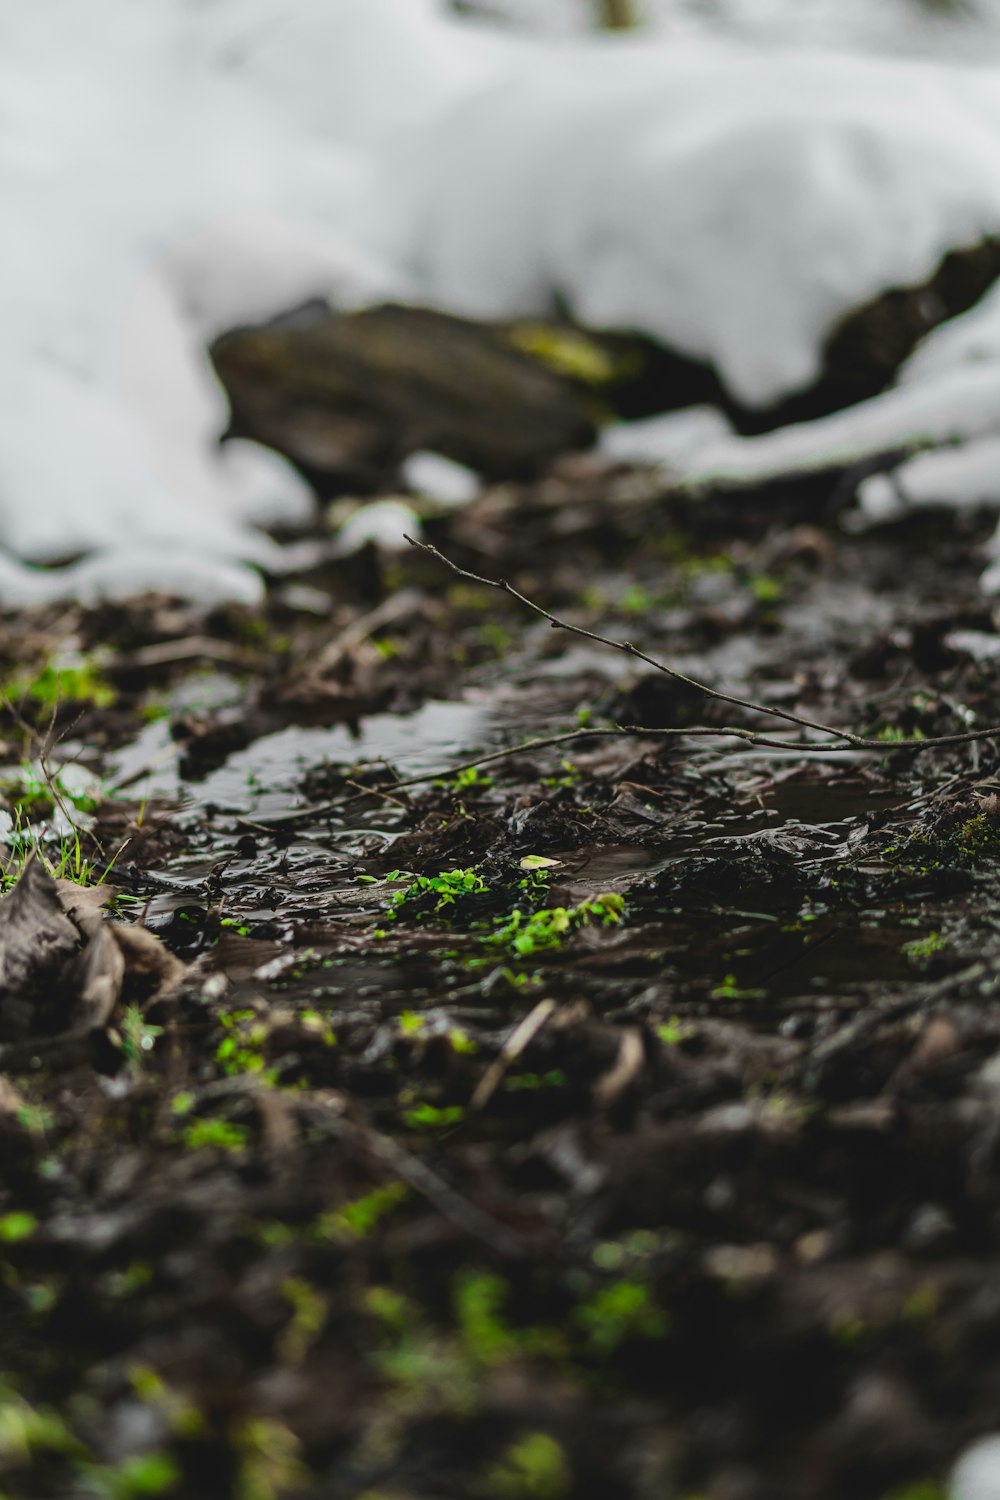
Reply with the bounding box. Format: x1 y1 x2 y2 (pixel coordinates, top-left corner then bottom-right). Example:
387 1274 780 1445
6 0 1000 602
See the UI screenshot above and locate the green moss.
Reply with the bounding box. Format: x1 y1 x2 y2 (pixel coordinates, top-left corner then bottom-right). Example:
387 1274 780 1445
710 973 766 1001
454 1271 519 1366
119 1007 163 1067
82 1451 180 1498
749 573 784 606
483 1432 571 1499
504 1070 566 1093
487 893 624 957
181 1119 249 1152
900 1282 940 1323
0 1212 37 1242
900 932 948 962
657 1017 694 1045
316 1182 409 1242
505 322 631 386
401 1103 465 1131
278 1278 327 1364
385 867 490 919
574 1279 670 1356
232 1416 308 1500
5 656 116 711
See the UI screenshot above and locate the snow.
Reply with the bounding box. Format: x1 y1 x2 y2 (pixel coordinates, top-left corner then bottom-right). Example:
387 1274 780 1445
401 452 481 509
952 1434 1000 1500
334 500 423 555
477 0 1000 64
7 0 1000 603
370 39 1000 406
0 0 410 604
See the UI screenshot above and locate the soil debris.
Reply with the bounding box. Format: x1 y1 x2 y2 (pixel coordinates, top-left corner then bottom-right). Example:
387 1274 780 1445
3 439 1000 1499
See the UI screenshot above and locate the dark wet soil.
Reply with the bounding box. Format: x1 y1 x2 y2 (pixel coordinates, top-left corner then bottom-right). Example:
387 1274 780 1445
3 468 1000 1500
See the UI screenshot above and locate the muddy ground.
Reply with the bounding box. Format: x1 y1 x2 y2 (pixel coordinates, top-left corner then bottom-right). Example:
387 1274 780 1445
3 460 1000 1500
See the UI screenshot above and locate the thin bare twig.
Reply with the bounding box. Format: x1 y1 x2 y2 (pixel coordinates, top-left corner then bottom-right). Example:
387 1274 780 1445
470 998 557 1112
229 542 1000 832
406 535 1000 757
247 720 862 829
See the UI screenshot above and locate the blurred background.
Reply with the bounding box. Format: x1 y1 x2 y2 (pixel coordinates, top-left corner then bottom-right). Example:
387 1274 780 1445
456 0 1000 58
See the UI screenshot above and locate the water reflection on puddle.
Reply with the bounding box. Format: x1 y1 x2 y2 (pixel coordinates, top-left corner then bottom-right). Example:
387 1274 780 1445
111 698 498 816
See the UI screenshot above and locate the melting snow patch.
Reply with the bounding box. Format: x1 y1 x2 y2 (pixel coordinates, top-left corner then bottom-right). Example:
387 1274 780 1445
952 1435 1000 1500
401 452 480 509
7 0 1000 600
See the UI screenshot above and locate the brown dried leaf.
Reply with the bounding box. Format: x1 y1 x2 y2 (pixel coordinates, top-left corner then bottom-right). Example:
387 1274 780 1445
110 922 188 994
0 859 79 1008
56 878 115 939
74 923 126 1029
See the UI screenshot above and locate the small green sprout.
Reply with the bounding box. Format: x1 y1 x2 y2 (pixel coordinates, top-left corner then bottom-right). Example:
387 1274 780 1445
181 1119 249 1152
710 974 766 1001
316 1181 409 1242
401 1103 465 1131
119 1007 163 1066
6 655 116 711
874 725 926 743
900 931 948 962
574 1279 670 1355
621 584 653 614
0 1211 37 1242
541 759 582 789
214 1010 284 1080
657 1017 694 1045
386 867 489 919
232 1417 308 1500
279 1278 328 1364
84 1450 181 1498
488 892 623 957
453 1270 517 1365
15 1103 52 1135
749 573 783 606
448 766 493 791
0 1385 85 1460
484 1432 571 1499
504 1070 566 1093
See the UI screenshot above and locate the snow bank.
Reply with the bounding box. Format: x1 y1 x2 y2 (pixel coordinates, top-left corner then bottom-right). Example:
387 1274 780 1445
7 0 1000 603
372 39 1000 407
375 7 1000 587
952 1434 1000 1500
476 0 1000 64
0 1 432 604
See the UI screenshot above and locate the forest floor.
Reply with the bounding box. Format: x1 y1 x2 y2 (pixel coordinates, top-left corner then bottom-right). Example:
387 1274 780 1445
2 462 1000 1500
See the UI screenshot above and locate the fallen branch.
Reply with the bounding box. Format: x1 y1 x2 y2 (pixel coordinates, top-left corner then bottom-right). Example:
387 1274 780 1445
241 542 1000 829
406 535 1000 757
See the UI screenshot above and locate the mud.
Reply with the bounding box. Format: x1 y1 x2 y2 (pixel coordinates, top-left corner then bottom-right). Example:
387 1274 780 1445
2 472 1000 1499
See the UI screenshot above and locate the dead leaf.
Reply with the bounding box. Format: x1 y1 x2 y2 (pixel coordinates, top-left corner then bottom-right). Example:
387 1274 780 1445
73 923 126 1029
0 859 79 1026
110 922 188 993
56 878 114 939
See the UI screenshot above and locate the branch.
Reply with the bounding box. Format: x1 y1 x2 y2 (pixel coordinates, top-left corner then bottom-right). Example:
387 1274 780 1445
237 540 1000 832
405 535 1000 757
